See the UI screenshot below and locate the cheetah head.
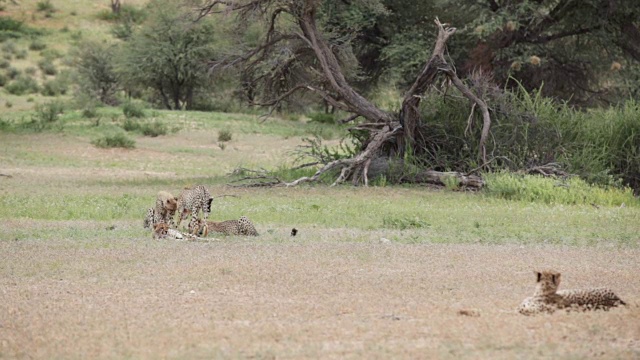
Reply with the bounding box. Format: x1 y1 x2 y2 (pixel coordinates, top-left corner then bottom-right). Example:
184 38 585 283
534 270 561 296
164 197 178 212
153 223 170 239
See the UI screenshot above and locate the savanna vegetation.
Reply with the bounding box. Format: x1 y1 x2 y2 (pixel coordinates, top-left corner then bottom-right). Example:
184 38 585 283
0 0 639 358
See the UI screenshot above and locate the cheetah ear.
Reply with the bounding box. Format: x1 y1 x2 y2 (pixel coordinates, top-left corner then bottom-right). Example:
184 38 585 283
535 271 542 282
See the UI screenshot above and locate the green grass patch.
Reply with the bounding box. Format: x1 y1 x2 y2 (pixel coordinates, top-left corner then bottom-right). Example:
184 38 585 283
484 172 638 207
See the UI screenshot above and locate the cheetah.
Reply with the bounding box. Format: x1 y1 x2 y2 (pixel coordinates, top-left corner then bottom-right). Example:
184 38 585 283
517 270 626 315
143 208 160 229
204 216 259 236
176 185 213 233
144 192 178 229
152 223 205 241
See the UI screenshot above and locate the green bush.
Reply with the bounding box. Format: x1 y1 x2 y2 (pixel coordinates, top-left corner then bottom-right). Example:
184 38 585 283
81 106 98 118
22 101 65 132
38 59 57 75
0 16 43 41
484 172 638 207
24 66 37 75
308 112 336 124
140 121 167 137
41 48 63 61
0 73 6 86
92 133 135 149
218 129 232 142
41 78 68 96
97 4 147 23
5 66 20 79
122 101 146 118
36 0 56 13
121 117 141 132
15 49 27 59
28 39 46 51
0 59 9 68
1 40 17 55
5 75 39 95
34 101 64 122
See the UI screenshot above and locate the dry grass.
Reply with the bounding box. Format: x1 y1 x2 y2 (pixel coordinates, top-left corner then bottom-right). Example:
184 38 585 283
1 240 639 359
1 111 639 358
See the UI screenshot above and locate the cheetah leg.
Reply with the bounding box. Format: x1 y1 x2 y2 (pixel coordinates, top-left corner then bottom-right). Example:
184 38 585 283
187 206 199 234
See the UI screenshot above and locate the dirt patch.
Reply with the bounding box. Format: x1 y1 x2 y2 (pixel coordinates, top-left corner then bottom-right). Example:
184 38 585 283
1 240 638 359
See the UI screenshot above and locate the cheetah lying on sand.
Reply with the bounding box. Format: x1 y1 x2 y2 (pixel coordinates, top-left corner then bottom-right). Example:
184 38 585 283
189 216 259 237
152 223 208 241
517 270 626 315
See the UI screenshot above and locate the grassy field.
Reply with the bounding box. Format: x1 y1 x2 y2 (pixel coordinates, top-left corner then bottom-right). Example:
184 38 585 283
1 1 639 358
1 108 639 359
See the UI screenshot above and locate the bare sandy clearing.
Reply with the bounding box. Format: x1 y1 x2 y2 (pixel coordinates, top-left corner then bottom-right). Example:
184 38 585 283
1 240 638 359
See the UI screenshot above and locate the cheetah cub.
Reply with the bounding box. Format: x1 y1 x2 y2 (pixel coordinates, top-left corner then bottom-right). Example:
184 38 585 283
517 270 626 315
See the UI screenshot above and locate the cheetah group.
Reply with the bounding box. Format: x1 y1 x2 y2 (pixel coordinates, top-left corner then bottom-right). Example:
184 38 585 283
143 185 258 241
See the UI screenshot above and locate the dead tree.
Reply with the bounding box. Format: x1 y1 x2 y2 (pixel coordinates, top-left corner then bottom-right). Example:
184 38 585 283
197 1 488 188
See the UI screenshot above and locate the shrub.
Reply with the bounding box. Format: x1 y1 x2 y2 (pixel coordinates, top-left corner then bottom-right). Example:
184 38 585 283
41 48 63 61
81 106 98 118
34 101 64 123
0 59 9 68
41 78 68 96
141 121 167 137
218 129 232 142
28 40 46 51
1 40 17 55
4 101 12 108
308 112 336 124
5 66 19 79
0 73 6 86
15 49 27 59
121 117 141 132
122 101 146 118
5 75 39 95
38 59 57 75
92 133 135 149
22 101 65 132
97 4 147 23
36 0 56 13
24 66 37 75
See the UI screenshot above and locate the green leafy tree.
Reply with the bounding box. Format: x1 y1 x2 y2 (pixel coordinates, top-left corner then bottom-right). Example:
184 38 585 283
72 40 120 105
117 0 218 110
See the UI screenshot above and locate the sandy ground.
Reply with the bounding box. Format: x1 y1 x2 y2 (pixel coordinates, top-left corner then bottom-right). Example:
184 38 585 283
1 239 638 359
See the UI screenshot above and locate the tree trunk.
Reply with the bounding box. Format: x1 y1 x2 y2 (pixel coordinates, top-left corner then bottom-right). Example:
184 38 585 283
111 0 121 14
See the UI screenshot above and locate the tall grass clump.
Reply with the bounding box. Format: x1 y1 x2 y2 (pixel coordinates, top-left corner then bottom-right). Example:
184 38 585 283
565 101 640 190
484 172 638 207
92 133 135 149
